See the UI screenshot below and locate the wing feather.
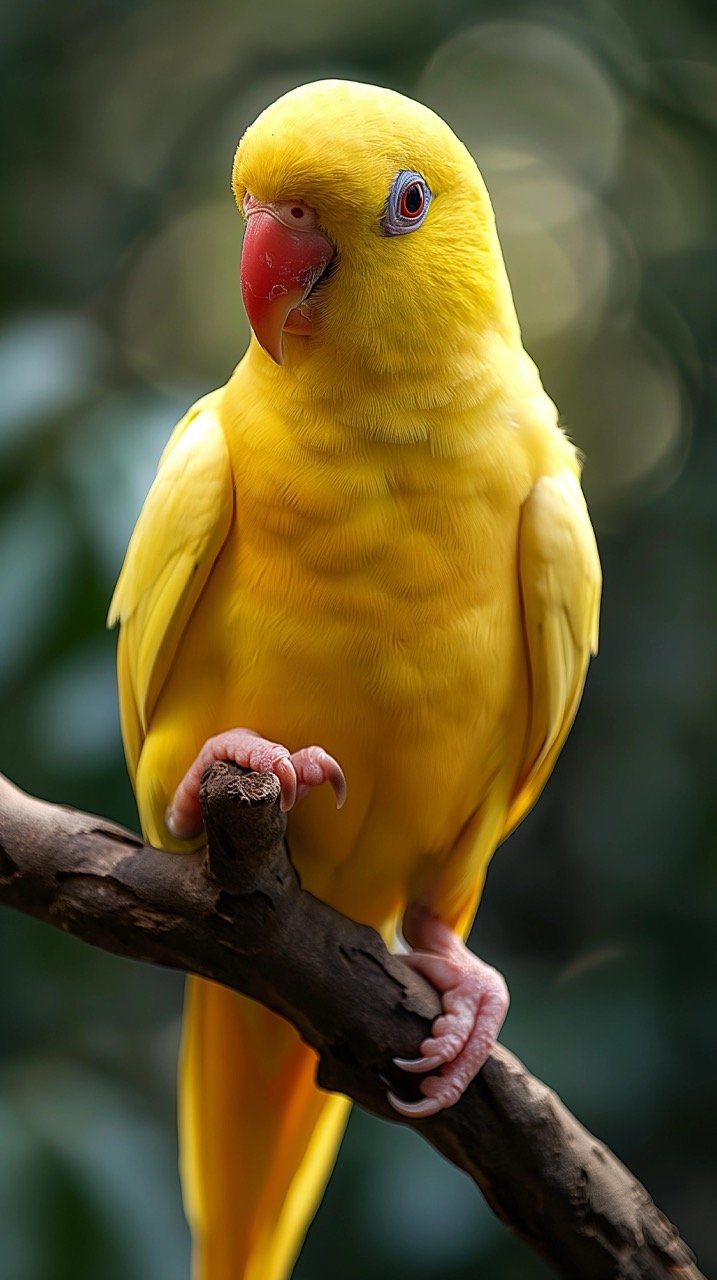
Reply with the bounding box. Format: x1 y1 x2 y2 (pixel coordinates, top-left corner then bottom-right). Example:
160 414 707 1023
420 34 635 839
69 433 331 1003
504 468 601 837
108 393 234 781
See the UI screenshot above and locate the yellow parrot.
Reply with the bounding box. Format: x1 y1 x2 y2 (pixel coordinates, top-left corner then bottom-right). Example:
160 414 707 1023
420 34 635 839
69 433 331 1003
109 80 601 1280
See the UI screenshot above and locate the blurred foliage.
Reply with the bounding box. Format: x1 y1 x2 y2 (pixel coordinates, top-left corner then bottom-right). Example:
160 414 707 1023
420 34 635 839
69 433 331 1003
1 0 716 1277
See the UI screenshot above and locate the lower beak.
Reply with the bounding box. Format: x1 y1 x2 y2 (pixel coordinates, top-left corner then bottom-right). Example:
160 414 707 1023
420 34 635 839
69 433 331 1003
240 208 334 365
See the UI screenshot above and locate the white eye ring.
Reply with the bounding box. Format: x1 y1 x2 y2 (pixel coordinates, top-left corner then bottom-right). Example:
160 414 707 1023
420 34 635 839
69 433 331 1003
381 170 432 236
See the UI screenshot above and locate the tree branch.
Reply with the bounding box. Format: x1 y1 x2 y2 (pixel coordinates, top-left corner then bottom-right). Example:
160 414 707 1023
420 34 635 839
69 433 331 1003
0 765 703 1280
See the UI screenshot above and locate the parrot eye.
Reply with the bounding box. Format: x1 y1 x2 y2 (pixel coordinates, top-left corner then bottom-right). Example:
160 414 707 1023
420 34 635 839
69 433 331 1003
382 170 432 236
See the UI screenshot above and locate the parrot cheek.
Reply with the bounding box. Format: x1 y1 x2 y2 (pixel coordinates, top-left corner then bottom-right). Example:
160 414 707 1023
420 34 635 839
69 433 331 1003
240 209 334 364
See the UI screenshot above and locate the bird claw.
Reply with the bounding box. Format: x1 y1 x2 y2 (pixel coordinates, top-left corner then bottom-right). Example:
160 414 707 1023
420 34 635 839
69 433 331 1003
389 908 509 1118
165 728 346 839
392 1053 445 1073
386 1089 447 1119
289 745 347 810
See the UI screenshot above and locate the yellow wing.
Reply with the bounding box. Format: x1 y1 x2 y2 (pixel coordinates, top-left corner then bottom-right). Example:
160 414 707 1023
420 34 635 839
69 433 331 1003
505 468 601 837
107 391 234 781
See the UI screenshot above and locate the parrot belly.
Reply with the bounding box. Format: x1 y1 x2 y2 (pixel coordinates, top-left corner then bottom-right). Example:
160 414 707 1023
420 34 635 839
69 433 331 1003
137 495 529 935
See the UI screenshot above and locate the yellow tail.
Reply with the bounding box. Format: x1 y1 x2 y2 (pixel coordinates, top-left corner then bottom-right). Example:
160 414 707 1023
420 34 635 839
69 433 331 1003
179 976 350 1280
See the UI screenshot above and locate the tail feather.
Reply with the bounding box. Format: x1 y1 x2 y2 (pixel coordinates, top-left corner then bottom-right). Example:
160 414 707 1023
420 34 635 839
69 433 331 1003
180 976 350 1280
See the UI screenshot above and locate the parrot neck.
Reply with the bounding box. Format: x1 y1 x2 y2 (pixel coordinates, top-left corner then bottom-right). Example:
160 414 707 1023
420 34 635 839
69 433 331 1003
234 321 543 455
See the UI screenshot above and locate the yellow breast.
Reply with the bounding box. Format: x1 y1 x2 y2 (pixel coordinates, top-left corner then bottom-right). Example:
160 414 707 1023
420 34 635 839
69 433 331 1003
138 356 538 932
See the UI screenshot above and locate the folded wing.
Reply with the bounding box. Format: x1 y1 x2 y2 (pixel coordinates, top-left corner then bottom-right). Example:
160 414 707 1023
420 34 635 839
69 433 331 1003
108 392 234 781
505 468 601 837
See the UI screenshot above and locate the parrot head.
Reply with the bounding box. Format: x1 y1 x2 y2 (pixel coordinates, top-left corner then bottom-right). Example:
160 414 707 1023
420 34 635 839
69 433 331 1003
232 80 517 368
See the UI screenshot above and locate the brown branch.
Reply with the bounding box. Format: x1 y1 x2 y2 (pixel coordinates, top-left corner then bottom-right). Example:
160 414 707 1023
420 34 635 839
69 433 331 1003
0 764 703 1280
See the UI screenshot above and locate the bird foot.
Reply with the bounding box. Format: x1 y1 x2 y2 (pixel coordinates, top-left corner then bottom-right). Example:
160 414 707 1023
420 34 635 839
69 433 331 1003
388 906 509 1118
165 728 346 840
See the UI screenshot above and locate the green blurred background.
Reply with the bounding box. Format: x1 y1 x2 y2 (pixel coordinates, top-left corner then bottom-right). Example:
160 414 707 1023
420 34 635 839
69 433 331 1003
1 0 716 1277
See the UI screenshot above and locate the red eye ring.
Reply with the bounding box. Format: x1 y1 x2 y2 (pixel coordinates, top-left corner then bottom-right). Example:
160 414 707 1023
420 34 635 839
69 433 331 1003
399 181 425 219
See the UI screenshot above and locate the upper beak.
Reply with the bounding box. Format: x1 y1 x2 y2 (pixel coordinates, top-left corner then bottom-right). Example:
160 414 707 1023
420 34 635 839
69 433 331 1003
240 196 335 365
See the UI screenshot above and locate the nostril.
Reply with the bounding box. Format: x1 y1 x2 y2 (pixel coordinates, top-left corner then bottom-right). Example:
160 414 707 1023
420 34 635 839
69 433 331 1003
243 196 320 231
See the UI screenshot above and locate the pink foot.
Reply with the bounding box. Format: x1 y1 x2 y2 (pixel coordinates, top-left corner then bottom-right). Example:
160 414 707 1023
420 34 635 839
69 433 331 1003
388 906 509 1119
165 728 346 840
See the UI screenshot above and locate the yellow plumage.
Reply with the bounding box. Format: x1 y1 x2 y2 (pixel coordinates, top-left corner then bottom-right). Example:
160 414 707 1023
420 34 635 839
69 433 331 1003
109 80 601 1280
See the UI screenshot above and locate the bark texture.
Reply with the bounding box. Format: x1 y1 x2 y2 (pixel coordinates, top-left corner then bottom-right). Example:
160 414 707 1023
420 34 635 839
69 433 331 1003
0 765 704 1280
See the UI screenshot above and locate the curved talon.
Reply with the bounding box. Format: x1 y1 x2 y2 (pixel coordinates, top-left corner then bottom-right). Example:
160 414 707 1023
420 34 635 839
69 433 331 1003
393 1054 445 1074
319 750 347 809
386 1090 442 1119
290 746 347 808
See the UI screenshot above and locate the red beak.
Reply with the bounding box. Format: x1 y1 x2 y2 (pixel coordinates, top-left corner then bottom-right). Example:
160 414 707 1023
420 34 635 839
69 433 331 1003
240 199 334 364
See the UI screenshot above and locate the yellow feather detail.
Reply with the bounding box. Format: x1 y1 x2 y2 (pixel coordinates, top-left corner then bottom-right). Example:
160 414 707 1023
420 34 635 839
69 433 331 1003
108 391 233 780
505 470 602 836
